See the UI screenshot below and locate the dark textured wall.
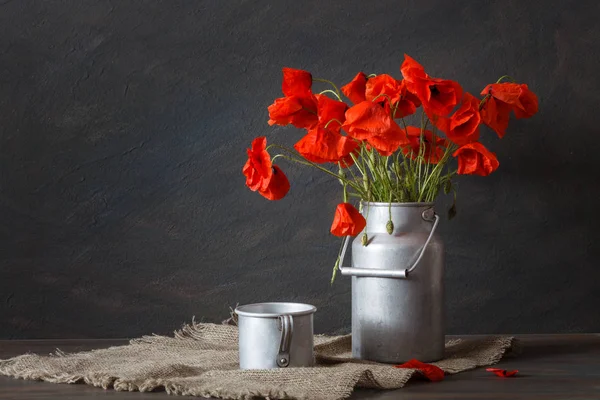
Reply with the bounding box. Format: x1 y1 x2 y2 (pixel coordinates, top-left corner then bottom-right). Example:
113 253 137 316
1 0 598 339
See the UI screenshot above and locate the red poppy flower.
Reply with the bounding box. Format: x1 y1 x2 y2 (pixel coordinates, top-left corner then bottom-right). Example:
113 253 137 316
243 136 272 192
394 359 445 382
401 54 463 117
268 95 319 129
342 101 410 156
268 68 319 129
341 72 368 104
403 126 447 164
330 203 366 237
479 83 538 138
365 75 421 118
453 142 499 176
316 94 348 133
258 165 290 200
294 127 359 166
432 92 481 146
282 67 313 97
242 137 290 200
481 83 538 119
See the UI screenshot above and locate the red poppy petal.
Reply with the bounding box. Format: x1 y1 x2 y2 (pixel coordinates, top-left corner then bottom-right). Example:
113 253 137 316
294 127 358 165
242 137 273 191
316 94 348 132
341 72 368 104
282 67 312 97
330 203 366 237
258 165 290 201
395 359 445 382
268 95 319 129
486 368 518 377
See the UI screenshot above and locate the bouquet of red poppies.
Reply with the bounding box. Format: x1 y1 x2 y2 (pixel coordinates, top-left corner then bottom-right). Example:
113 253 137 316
243 54 537 277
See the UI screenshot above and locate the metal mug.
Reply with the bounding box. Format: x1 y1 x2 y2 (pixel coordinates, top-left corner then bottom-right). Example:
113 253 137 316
235 302 317 369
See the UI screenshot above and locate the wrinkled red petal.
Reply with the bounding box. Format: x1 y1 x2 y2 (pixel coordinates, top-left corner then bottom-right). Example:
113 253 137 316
480 83 538 122
316 94 348 133
486 368 518 377
393 80 421 118
401 54 428 84
481 83 521 105
282 67 312 97
433 92 481 146
513 84 538 119
330 203 366 237
242 137 272 191
453 142 499 176
342 101 392 140
394 359 445 382
341 72 368 104
294 127 358 166
258 165 290 201
342 101 410 155
268 95 318 129
365 74 402 105
480 96 512 138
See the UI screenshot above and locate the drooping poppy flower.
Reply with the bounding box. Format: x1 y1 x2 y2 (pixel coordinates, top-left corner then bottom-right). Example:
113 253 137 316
342 101 410 156
486 368 518 377
268 95 319 128
394 359 445 382
479 83 538 138
401 54 463 117
242 137 290 200
294 127 359 166
453 142 499 176
341 72 368 104
481 83 538 119
258 165 290 200
282 67 313 97
330 203 366 237
243 136 272 192
316 94 348 133
432 92 481 146
402 126 447 164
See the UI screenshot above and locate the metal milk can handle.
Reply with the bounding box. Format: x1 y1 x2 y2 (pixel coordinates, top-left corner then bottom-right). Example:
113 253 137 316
338 210 440 279
276 314 293 367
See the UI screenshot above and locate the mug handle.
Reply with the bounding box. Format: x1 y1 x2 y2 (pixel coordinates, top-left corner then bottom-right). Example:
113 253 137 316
276 314 293 367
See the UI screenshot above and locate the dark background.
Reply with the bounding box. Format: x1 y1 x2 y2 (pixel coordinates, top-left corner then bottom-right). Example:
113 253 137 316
1 0 598 339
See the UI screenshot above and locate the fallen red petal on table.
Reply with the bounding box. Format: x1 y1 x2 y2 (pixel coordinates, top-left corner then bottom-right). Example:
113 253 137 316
394 359 445 382
486 368 518 377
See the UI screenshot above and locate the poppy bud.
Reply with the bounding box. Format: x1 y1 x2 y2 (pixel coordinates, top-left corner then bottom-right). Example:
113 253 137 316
361 232 368 246
386 220 394 234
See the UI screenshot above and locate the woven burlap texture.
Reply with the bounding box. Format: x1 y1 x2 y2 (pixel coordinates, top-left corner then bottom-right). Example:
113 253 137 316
0 322 515 400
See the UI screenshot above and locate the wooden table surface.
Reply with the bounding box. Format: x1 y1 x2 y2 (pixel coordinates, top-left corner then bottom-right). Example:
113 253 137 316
0 334 599 399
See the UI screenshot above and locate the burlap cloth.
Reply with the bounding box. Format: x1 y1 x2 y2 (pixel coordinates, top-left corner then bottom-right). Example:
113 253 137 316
0 321 516 400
